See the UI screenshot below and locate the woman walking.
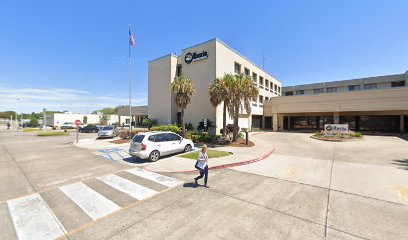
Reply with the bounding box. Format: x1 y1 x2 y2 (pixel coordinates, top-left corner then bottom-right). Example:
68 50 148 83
194 144 209 188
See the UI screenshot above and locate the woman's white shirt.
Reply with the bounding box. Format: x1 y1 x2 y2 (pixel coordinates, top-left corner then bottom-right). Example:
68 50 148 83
197 152 208 169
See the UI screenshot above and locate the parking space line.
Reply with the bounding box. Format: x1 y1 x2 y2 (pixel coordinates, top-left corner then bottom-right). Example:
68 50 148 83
126 168 183 188
7 193 66 240
59 182 121 220
97 174 157 200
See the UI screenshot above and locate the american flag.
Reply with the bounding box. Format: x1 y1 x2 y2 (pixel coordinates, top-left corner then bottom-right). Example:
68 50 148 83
129 29 135 46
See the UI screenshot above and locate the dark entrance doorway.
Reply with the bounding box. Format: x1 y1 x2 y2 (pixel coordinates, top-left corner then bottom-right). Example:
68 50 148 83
264 117 272 129
252 115 262 129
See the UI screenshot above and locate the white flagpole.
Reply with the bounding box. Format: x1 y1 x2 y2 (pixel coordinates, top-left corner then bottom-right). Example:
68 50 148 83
129 25 132 136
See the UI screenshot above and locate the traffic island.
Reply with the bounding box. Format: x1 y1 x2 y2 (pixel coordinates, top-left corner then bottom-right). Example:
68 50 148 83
311 131 363 142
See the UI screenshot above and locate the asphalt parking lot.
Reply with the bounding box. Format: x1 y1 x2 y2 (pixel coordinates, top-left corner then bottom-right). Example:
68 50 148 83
1 130 407 239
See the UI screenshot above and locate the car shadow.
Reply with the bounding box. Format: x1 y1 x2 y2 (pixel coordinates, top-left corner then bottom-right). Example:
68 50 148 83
391 159 408 171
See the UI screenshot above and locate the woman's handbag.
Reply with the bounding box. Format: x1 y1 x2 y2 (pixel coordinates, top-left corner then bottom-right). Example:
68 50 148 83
195 161 206 171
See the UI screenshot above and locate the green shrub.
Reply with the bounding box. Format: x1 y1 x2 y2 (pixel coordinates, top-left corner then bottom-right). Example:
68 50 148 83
142 118 157 129
353 132 362 138
150 124 181 134
197 119 215 131
119 129 150 139
185 122 194 131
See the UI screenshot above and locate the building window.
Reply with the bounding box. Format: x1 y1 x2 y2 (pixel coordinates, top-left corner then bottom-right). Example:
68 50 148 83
391 81 405 87
244 68 250 76
314 88 324 94
265 96 269 101
285 91 294 96
348 85 360 91
259 95 263 103
278 86 281 94
234 62 241 74
176 64 182 77
326 87 337 93
364 83 377 90
252 72 257 83
274 84 277 92
259 76 264 87
265 79 269 90
296 90 304 95
270 82 273 90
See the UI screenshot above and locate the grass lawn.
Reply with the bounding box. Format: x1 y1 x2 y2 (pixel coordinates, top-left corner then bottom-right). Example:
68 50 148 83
179 149 232 159
37 131 69 137
23 128 41 132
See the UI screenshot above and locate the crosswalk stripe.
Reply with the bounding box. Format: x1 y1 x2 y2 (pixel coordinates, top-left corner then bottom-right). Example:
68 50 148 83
59 182 121 220
125 168 183 188
7 193 66 240
97 174 157 200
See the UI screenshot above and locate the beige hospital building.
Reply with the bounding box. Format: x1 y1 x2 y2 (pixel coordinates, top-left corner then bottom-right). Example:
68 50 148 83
148 38 408 134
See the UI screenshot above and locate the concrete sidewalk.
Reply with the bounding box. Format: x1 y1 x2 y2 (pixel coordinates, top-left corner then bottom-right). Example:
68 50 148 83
145 133 275 173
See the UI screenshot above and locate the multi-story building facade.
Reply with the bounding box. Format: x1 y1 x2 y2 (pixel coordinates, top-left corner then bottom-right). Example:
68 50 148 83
148 38 281 134
264 71 408 133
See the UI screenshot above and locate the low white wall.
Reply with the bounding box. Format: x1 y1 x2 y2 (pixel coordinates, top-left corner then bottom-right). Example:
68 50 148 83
46 114 122 127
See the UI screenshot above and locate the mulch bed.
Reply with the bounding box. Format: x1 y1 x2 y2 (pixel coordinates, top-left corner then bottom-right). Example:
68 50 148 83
225 137 255 147
110 139 130 144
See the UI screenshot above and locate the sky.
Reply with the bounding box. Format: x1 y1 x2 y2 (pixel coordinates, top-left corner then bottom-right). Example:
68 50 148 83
0 0 407 114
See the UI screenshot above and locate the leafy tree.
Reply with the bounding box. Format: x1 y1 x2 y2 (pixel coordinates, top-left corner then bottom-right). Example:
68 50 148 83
98 115 110 125
226 74 259 142
209 74 234 136
169 76 196 137
83 116 88 124
92 107 118 115
142 118 157 129
28 116 39 127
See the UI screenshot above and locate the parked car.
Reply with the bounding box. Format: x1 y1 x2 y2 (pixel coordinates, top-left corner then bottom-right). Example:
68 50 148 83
60 122 76 129
97 126 119 138
79 125 99 133
129 131 194 161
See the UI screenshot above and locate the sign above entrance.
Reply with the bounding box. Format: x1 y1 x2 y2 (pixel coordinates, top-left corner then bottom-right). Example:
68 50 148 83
185 51 208 64
324 124 349 132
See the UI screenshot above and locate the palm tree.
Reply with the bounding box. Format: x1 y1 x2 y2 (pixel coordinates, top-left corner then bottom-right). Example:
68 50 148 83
169 75 196 137
208 74 234 136
226 74 259 142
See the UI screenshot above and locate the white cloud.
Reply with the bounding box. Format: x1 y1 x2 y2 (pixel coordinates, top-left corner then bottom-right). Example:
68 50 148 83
0 86 147 113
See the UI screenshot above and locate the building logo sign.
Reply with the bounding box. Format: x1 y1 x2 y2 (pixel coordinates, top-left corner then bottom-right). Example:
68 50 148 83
184 51 208 64
324 124 349 133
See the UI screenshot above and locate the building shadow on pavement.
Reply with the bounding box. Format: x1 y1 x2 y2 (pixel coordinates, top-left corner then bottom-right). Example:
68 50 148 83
392 159 408 170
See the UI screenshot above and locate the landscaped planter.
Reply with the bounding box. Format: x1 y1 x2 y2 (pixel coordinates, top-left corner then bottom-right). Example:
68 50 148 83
311 131 363 142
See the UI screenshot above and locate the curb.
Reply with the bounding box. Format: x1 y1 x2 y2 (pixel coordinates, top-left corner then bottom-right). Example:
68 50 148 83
145 145 275 174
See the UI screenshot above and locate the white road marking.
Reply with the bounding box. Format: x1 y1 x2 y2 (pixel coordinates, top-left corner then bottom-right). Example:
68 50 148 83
59 182 121 220
7 193 66 240
97 174 157 200
126 167 183 188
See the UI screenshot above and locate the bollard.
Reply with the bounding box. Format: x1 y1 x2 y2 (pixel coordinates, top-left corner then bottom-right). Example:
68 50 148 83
245 131 249 145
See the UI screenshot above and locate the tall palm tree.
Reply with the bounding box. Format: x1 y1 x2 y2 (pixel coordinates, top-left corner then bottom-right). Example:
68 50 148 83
169 75 196 137
226 73 259 142
208 74 234 136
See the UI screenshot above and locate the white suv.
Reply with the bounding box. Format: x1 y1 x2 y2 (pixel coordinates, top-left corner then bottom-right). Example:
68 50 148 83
129 131 194 161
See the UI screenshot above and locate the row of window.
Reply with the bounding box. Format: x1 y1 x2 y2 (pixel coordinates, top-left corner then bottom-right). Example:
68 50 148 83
284 80 406 96
235 62 281 94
